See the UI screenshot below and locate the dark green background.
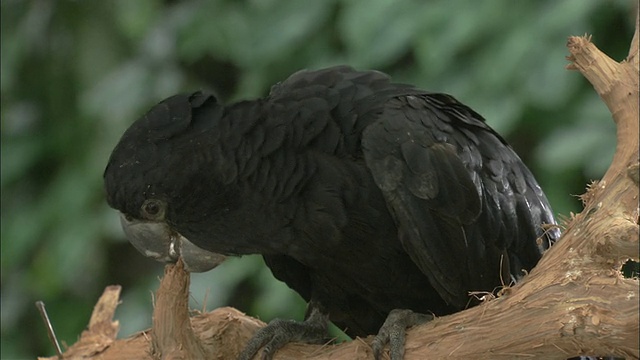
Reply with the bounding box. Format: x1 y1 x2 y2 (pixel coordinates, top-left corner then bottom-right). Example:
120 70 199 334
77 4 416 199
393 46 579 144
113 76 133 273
1 1 635 358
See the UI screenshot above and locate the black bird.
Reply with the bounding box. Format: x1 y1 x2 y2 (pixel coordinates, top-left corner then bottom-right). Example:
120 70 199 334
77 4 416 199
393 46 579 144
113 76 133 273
104 66 559 360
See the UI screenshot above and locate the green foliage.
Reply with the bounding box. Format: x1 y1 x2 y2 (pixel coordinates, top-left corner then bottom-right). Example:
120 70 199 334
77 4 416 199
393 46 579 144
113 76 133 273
1 1 634 358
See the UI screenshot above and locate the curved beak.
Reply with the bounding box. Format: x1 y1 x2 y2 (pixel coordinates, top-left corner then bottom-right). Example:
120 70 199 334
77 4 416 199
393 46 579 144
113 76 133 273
119 213 226 272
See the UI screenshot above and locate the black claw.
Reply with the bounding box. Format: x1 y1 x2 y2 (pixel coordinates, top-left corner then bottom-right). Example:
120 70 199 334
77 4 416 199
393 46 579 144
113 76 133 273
372 309 433 360
238 324 272 360
238 308 329 360
261 333 288 360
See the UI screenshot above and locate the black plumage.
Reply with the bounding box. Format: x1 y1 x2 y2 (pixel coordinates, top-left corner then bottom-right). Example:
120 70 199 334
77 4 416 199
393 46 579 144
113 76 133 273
104 66 558 342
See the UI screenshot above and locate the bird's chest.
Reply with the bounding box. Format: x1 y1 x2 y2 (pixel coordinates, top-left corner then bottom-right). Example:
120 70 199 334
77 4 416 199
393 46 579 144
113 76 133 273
261 166 455 333
285 181 435 305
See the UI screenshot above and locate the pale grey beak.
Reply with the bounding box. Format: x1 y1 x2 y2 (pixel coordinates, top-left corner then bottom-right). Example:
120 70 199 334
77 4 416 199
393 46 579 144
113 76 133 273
119 213 226 272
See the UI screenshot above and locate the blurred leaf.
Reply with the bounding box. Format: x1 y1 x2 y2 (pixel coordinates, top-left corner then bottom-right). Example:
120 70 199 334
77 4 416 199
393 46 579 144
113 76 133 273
535 94 616 178
339 0 429 68
82 60 154 122
178 0 334 68
115 274 162 338
252 260 307 320
0 1 54 92
1 203 43 272
0 137 42 188
114 0 161 42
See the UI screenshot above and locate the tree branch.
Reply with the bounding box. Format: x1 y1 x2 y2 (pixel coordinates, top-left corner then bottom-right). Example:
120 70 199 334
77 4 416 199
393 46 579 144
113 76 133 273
151 259 210 359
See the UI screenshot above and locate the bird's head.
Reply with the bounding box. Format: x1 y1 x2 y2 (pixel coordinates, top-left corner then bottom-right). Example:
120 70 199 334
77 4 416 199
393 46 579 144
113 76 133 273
103 91 227 272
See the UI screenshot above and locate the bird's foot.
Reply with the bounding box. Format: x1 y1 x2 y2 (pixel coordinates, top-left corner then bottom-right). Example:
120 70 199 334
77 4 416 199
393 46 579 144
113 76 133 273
238 307 329 360
371 309 433 360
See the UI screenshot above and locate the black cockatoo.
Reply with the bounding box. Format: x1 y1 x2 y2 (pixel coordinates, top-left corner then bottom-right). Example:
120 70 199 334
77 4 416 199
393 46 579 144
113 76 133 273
104 66 558 360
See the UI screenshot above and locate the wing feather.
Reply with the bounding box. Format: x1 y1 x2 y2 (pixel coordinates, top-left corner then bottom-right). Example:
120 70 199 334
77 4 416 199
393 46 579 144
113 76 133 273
363 94 558 308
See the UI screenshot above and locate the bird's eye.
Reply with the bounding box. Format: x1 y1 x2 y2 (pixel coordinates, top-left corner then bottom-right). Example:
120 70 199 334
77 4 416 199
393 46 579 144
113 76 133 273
141 199 165 220
145 201 159 215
